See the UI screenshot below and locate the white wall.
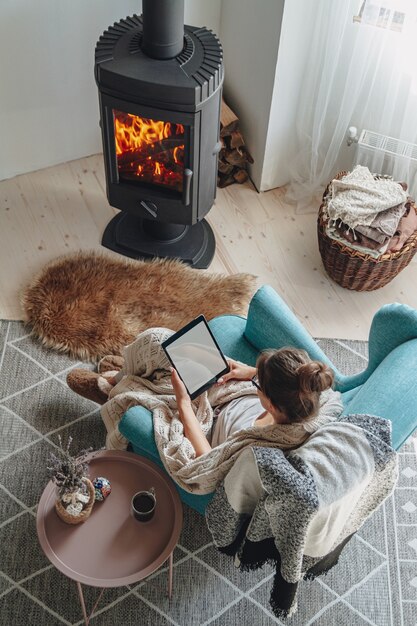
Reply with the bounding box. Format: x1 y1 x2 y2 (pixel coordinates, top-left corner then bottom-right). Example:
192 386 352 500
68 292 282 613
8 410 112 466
219 0 285 191
0 0 222 181
183 1 221 33
220 0 319 191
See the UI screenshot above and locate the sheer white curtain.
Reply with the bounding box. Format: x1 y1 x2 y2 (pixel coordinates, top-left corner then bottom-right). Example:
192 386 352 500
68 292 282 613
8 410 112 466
286 0 417 211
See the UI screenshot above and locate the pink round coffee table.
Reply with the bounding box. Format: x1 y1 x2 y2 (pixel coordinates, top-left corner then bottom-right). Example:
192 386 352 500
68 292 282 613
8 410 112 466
36 450 183 625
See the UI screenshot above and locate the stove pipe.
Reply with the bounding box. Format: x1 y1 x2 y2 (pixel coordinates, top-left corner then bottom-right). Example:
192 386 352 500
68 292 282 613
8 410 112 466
142 0 185 60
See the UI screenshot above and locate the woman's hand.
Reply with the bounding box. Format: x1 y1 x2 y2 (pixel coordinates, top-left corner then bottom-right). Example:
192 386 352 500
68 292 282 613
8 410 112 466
217 359 257 384
170 367 191 408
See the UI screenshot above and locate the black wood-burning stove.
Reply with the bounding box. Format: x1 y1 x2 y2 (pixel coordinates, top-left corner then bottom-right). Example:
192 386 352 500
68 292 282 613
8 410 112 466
94 0 224 268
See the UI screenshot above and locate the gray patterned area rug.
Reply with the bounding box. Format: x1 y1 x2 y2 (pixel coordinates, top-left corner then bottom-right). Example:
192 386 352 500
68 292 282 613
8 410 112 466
0 321 416 626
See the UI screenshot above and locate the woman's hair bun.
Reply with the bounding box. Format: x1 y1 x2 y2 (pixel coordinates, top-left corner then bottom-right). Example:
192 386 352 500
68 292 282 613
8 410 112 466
297 361 334 394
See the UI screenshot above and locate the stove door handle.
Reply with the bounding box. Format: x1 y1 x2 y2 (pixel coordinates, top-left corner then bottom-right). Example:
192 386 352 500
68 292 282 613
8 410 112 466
140 200 158 218
183 168 193 206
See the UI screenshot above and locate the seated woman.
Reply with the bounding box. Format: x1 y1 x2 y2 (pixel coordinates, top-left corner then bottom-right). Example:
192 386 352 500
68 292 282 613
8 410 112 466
170 349 338 457
68 342 342 458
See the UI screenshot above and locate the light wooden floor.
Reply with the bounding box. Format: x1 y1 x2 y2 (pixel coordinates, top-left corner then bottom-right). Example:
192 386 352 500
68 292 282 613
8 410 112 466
1 153 416 340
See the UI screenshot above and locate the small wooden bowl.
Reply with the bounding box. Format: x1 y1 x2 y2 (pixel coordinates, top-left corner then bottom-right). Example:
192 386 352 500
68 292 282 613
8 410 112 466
54 478 95 525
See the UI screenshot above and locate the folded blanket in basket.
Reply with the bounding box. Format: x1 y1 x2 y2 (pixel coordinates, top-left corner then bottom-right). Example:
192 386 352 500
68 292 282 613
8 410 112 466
205 414 398 619
387 202 417 252
328 165 407 230
325 221 389 258
326 199 417 257
355 201 407 242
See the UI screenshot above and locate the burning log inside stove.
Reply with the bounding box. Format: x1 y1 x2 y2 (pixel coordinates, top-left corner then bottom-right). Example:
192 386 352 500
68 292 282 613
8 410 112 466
117 137 184 164
218 100 254 188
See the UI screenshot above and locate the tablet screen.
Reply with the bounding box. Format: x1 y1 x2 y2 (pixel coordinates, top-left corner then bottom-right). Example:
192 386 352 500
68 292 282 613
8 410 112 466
162 316 229 399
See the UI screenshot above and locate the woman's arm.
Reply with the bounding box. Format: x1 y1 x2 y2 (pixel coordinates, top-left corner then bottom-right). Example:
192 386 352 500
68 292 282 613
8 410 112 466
171 368 212 457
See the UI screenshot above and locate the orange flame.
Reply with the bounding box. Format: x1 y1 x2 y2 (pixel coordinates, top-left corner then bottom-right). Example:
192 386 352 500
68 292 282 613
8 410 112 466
113 110 185 191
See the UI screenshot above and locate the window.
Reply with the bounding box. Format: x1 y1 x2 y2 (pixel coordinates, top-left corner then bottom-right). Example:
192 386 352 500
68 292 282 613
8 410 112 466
353 1 411 32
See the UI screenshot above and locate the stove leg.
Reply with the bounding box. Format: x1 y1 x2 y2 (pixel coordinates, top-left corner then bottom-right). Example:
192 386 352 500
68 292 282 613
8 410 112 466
102 212 216 269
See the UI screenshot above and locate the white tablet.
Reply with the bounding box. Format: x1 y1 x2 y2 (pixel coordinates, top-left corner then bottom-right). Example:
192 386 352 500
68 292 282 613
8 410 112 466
162 315 230 400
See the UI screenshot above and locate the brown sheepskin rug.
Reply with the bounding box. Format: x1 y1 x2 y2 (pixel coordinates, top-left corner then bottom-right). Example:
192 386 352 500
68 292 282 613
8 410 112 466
22 251 257 362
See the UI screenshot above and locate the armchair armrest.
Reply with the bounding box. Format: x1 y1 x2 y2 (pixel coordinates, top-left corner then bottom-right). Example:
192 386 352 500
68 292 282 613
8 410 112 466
367 302 417 373
118 405 213 514
337 302 417 393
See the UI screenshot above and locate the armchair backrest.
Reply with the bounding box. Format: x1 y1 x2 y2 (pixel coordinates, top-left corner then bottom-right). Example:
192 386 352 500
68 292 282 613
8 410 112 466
244 285 340 371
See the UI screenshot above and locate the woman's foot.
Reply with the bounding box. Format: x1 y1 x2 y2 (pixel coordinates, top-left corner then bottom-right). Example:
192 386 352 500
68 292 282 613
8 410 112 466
66 369 115 405
97 355 125 374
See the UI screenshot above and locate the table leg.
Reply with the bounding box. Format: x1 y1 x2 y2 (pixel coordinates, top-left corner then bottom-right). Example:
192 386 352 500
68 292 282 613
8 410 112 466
167 551 174 599
76 581 105 625
76 581 89 625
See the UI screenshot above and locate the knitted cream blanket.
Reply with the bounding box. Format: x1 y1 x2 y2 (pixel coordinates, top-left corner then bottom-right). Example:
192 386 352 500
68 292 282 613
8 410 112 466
100 328 343 494
327 165 407 230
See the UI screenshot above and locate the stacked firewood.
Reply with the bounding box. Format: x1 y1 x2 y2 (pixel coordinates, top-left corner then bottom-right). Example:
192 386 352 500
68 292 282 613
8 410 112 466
218 100 254 188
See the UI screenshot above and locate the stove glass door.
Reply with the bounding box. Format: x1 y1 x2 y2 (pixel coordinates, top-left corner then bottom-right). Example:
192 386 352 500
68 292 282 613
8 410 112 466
113 109 185 193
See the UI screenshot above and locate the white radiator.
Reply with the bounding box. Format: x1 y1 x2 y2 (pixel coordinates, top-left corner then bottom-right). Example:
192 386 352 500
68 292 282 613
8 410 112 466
352 128 417 198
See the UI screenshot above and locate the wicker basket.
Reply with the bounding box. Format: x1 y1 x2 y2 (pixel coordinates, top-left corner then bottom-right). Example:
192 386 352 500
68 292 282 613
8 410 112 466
54 478 95 525
317 171 417 291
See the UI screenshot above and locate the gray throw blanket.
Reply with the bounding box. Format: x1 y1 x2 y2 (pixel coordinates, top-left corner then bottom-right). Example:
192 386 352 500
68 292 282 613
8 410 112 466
205 414 398 618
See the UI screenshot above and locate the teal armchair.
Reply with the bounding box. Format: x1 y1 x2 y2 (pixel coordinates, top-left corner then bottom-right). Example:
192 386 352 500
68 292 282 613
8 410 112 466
119 285 417 514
